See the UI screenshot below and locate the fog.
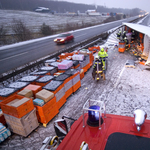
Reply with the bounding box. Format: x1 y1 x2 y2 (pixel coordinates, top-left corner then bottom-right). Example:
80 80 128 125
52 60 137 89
63 0 150 12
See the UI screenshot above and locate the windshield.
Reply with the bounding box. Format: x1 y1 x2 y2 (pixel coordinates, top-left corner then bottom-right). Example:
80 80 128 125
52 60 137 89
58 34 67 37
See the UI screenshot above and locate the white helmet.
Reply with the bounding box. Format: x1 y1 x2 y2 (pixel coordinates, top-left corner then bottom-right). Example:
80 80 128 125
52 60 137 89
95 55 99 59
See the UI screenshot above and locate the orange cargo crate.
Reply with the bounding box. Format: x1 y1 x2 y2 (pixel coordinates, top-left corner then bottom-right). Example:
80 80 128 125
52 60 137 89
35 82 49 87
35 97 59 124
24 84 42 97
34 96 57 113
35 75 54 87
65 87 73 99
43 80 64 95
73 80 81 93
86 63 91 70
83 66 87 73
0 88 18 101
73 64 80 69
80 69 84 80
57 95 66 109
70 71 80 81
0 95 34 118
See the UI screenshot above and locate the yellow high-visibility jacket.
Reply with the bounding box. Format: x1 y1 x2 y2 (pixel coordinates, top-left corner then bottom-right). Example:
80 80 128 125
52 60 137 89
98 51 108 58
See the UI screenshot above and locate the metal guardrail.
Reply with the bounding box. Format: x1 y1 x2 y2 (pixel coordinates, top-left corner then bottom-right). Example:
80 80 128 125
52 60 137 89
0 32 107 82
0 15 143 83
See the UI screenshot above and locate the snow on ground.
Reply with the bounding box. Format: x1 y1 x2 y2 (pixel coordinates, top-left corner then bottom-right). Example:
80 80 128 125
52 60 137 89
1 18 150 149
1 40 150 149
0 10 107 33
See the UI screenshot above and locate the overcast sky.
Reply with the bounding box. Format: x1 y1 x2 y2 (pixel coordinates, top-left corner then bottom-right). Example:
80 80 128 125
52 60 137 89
61 0 150 12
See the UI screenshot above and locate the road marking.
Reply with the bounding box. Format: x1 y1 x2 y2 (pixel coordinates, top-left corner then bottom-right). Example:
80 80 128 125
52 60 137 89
0 52 28 62
75 34 87 38
114 67 125 88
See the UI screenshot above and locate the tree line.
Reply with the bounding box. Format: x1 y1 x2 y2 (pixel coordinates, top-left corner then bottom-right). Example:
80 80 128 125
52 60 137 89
0 0 142 16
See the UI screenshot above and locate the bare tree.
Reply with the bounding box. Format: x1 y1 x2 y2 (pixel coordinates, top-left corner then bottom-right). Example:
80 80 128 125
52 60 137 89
11 19 32 42
0 25 7 45
40 23 54 36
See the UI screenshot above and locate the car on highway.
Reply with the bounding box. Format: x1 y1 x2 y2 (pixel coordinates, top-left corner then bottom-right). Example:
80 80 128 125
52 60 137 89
54 32 74 44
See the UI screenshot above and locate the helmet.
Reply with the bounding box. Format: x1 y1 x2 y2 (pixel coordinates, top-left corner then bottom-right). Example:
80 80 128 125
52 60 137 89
101 48 104 52
95 55 99 59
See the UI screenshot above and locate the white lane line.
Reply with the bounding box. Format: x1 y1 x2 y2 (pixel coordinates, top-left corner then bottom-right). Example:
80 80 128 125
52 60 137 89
114 67 125 88
75 34 87 38
0 52 28 62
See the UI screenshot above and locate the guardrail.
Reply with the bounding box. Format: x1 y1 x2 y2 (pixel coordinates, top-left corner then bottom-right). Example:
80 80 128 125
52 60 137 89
0 32 108 83
0 15 143 83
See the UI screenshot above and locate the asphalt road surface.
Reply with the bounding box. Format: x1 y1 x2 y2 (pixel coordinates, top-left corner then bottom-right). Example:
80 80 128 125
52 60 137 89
0 16 140 75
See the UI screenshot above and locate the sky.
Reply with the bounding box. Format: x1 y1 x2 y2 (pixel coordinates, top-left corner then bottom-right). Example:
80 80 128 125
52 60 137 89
61 0 150 12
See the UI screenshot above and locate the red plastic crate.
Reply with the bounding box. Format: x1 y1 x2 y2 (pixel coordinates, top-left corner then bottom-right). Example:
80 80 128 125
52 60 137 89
0 95 34 118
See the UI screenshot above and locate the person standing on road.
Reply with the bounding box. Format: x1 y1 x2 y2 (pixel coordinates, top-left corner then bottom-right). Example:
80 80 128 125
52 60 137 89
98 48 108 70
124 37 129 50
116 30 122 40
122 31 127 39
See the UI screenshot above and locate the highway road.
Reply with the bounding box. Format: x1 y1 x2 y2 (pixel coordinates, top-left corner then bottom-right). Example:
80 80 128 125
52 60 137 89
0 16 144 75
139 14 150 26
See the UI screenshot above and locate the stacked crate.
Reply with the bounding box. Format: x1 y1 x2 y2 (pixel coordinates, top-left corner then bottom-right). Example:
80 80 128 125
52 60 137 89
57 60 73 73
33 89 59 127
82 55 90 72
8 81 30 92
40 66 57 75
72 71 81 93
80 69 84 80
65 69 81 93
17 89 33 98
72 60 80 69
0 88 18 101
0 88 19 125
19 75 39 85
0 95 38 137
30 70 49 78
43 80 66 109
54 73 72 99
44 58 56 67
23 84 42 98
35 75 54 87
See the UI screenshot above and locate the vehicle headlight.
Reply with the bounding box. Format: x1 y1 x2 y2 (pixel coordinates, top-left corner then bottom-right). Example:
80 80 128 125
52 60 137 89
54 39 57 42
60 39 65 42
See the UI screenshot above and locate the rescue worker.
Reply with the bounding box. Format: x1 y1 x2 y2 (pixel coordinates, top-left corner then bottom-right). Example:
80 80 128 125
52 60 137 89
131 30 135 42
122 31 127 39
124 37 129 50
98 48 108 71
92 56 103 80
116 30 121 40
